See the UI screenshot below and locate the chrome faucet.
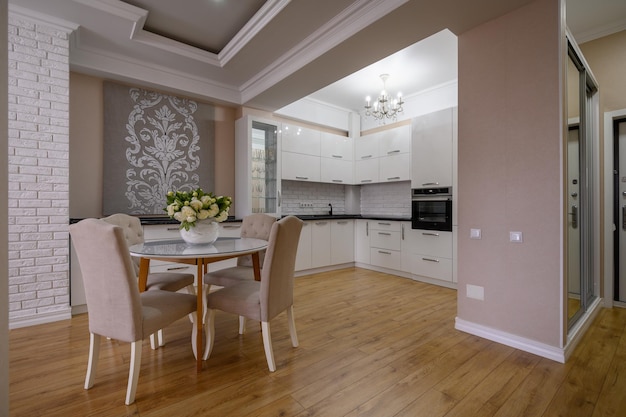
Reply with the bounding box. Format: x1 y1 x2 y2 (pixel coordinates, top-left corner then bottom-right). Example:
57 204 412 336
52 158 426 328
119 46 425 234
328 203 333 216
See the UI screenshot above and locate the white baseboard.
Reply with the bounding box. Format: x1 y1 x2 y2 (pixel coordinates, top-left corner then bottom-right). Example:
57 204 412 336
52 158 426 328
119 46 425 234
455 317 566 363
9 309 71 329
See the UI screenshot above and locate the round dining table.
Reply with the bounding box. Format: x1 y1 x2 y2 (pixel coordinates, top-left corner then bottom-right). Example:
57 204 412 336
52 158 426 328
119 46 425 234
129 237 268 371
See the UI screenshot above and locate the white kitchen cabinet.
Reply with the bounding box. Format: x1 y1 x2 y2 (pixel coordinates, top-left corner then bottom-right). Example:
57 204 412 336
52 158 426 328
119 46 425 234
235 116 281 218
379 153 410 182
354 219 370 264
295 221 312 271
411 107 454 189
311 220 331 268
355 133 380 160
281 123 321 156
330 219 354 264
401 222 453 283
320 132 353 161
354 158 379 184
379 124 410 156
321 157 353 184
282 151 320 182
369 220 402 270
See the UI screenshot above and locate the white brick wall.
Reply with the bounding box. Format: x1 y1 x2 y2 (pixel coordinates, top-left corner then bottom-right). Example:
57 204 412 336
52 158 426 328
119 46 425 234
7 14 71 327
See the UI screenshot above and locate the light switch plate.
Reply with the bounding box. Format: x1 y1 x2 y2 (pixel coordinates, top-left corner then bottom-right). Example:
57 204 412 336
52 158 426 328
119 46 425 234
510 231 523 243
470 228 482 239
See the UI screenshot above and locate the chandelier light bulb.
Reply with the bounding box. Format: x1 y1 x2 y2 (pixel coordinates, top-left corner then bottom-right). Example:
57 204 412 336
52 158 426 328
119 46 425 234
364 73 405 124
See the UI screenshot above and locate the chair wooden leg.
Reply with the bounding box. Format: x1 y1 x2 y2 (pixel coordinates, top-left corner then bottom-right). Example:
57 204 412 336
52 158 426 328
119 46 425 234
84 333 101 390
238 316 246 334
125 340 142 405
191 311 199 360
149 333 157 350
287 305 299 347
202 309 216 361
261 321 276 372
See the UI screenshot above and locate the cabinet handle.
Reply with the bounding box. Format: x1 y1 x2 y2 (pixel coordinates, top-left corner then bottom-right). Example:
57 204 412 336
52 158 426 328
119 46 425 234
223 225 241 229
167 227 179 231
422 257 440 263
378 250 392 255
378 232 391 236
296 176 309 180
315 222 328 226
378 222 391 226
422 232 440 237
332 154 343 159
278 190 281 207
387 177 400 181
622 206 626 231
387 149 401 154
361 179 372 183
332 179 343 183
366 222 369 236
401 224 405 240
361 154 373 159
167 266 190 271
337 221 348 225
422 182 439 186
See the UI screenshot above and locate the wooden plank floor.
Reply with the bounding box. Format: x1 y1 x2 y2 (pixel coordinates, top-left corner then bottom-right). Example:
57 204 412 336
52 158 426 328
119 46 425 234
8 268 626 416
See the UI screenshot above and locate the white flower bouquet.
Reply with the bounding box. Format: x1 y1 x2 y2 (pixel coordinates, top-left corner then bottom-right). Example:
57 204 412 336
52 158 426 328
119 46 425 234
165 188 232 231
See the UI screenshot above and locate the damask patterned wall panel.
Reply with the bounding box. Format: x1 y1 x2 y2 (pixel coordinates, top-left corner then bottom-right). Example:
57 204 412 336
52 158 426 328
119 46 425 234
103 81 215 215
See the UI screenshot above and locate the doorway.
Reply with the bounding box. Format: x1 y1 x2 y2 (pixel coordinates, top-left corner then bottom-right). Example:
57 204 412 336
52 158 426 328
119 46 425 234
566 39 599 331
613 118 626 305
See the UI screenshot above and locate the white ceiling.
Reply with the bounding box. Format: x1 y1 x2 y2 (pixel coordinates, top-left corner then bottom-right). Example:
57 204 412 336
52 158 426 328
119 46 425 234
8 0 626 113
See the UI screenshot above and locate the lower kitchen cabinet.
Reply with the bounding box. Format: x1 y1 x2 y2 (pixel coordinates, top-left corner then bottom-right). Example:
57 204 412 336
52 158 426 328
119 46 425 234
295 219 355 271
369 220 402 270
401 222 453 283
331 219 354 265
354 219 370 264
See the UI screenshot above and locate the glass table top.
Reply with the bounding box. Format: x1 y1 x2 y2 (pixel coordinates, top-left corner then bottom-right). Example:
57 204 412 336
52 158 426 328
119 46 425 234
129 237 268 258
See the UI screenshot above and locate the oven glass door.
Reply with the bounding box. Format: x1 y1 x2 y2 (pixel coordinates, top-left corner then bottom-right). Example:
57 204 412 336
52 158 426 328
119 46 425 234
412 199 452 231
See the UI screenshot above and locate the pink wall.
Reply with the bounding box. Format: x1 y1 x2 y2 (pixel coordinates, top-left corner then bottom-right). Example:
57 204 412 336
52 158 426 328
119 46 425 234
457 0 564 347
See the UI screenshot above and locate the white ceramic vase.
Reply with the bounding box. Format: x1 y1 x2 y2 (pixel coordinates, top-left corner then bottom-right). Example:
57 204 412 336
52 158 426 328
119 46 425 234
179 220 219 245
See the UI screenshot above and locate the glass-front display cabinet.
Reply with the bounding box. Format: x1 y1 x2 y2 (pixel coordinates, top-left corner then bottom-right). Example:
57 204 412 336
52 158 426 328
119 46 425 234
235 116 280 218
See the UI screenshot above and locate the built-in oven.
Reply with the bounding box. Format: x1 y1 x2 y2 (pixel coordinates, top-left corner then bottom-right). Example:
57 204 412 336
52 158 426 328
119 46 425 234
411 187 452 231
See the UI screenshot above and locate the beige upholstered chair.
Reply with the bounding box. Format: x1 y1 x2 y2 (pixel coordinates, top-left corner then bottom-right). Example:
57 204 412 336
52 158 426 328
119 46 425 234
101 213 194 348
70 219 198 405
202 216 303 372
203 213 276 288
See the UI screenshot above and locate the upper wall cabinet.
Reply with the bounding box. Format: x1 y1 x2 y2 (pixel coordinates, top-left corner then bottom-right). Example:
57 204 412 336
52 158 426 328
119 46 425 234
355 123 411 184
281 123 321 156
320 132 353 161
411 108 455 189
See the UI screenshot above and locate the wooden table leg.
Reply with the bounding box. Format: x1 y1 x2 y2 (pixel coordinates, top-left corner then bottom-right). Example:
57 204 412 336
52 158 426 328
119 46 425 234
138 257 150 292
252 252 261 281
196 259 204 372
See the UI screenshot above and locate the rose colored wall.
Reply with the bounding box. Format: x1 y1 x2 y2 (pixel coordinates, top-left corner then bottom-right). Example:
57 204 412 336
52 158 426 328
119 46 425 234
69 73 237 218
457 0 564 347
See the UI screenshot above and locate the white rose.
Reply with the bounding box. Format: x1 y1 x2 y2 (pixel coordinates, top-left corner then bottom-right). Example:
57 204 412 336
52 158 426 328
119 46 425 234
215 211 228 222
200 195 212 206
180 205 197 223
197 209 210 220
189 198 203 212
173 211 185 222
166 203 178 216
207 203 219 218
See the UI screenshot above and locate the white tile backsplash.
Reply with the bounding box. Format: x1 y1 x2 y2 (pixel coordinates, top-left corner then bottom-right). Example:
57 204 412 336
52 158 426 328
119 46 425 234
281 180 411 217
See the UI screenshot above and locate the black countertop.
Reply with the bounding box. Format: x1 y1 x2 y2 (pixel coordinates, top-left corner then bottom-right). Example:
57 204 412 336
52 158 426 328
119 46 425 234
70 214 411 225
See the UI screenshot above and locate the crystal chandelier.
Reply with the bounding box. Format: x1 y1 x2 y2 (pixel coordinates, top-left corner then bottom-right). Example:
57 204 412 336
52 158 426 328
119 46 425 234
364 74 404 123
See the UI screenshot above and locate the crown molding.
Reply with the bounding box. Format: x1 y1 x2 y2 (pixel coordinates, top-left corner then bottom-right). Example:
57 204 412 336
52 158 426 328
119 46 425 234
9 4 79 32
72 0 290 68
575 19 626 44
239 0 409 103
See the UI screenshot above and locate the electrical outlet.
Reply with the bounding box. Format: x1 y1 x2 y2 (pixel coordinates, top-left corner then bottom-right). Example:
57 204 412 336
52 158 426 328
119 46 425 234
299 202 313 208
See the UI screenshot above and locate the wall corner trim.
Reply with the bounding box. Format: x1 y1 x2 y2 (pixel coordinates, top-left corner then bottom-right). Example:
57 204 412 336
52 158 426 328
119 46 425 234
454 317 566 363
